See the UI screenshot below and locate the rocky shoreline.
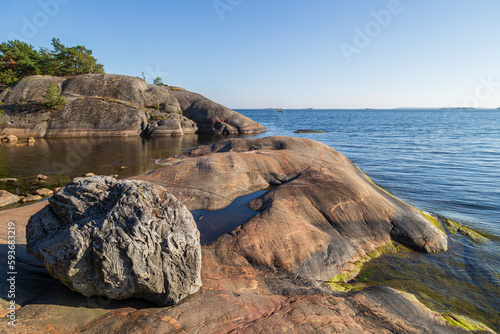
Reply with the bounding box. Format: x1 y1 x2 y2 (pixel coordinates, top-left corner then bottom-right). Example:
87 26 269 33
0 136 493 333
0 74 267 138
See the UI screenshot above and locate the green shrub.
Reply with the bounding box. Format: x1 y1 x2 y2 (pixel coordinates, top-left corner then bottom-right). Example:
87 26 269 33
146 102 161 110
169 86 185 91
153 76 164 85
42 81 66 110
19 96 25 103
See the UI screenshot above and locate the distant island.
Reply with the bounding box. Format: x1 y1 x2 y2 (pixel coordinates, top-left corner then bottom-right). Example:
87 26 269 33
262 108 314 110
441 107 475 110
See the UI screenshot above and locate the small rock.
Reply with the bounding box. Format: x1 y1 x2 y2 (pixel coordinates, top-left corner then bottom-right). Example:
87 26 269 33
27 137 35 143
2 135 18 143
15 143 26 147
84 173 95 177
0 190 20 207
35 188 54 197
36 174 48 181
0 178 18 183
22 195 43 203
53 187 61 193
294 129 325 134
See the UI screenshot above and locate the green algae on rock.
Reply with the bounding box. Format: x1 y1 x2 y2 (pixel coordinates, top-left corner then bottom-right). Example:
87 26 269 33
421 211 446 234
442 313 495 333
443 218 489 243
327 241 412 292
355 246 500 333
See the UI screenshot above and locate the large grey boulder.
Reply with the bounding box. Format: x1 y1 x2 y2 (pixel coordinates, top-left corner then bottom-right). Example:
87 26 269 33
26 176 202 306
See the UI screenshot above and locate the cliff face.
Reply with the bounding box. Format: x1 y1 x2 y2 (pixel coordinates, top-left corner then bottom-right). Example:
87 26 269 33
0 74 266 137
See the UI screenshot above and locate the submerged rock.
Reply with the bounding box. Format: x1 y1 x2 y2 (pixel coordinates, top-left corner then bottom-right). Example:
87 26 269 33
295 129 325 133
0 178 18 183
26 176 202 306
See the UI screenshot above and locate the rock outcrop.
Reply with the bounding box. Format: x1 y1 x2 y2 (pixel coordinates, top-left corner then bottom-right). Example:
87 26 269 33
0 74 266 137
0 197 479 333
26 176 202 306
170 88 269 134
0 136 488 333
137 136 448 281
0 190 20 207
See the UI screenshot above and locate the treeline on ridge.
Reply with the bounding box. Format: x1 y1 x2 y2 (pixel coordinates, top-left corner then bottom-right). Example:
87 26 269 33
0 38 104 86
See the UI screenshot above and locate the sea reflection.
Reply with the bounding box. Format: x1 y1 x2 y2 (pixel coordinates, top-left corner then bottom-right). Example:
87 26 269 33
0 135 201 195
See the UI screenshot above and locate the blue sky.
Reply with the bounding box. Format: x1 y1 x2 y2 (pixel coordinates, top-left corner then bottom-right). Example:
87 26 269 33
2 0 500 109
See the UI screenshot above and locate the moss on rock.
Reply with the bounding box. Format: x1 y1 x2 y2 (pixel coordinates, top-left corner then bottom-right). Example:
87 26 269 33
442 313 494 333
327 241 412 291
443 218 488 244
420 211 445 233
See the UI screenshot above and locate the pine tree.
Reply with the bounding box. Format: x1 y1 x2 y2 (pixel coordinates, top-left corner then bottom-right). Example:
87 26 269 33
0 38 105 85
153 76 164 85
42 81 66 110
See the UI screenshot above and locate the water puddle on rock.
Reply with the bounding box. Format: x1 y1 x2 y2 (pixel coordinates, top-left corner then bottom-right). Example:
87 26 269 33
191 190 266 245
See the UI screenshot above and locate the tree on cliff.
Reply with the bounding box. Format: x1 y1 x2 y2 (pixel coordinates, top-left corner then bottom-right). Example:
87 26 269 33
0 38 104 85
42 81 66 110
50 38 104 76
153 76 164 85
0 40 40 85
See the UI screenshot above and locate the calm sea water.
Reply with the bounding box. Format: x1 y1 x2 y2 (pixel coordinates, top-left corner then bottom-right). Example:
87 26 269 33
238 109 500 331
0 135 219 200
0 109 498 330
